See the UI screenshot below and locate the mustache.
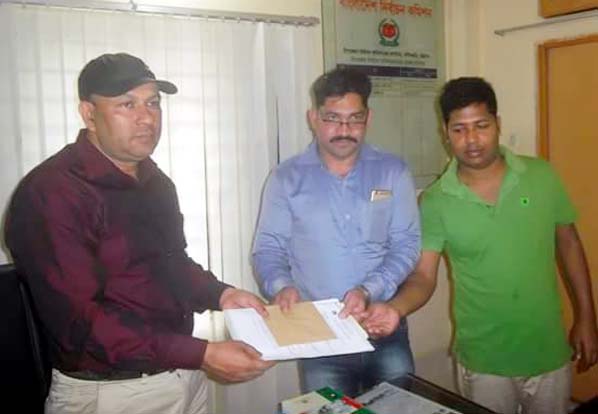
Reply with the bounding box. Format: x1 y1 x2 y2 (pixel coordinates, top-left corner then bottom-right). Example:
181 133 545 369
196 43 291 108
134 128 156 136
330 135 358 143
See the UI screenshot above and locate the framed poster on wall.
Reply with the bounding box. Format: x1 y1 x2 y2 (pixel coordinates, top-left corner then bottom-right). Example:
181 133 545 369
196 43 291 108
322 0 446 188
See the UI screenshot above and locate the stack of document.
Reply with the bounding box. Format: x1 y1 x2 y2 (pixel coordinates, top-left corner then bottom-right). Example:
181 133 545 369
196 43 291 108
224 299 374 361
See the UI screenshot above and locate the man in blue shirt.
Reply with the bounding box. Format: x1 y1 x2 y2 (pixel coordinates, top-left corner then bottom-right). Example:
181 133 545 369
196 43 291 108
252 68 421 396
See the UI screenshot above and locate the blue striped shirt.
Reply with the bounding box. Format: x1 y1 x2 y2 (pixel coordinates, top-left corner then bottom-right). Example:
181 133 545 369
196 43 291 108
253 142 421 302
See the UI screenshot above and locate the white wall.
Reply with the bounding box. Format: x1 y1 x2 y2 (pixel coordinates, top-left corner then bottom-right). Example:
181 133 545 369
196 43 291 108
471 1 597 156
408 261 454 390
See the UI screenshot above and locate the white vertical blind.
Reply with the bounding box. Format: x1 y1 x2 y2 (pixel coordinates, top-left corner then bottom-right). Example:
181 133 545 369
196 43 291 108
0 3 319 412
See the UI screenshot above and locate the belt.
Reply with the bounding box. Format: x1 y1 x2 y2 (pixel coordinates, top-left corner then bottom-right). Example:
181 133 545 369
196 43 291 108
61 368 171 381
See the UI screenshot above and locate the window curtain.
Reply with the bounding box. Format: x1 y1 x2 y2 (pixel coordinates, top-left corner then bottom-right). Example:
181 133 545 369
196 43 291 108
0 3 320 412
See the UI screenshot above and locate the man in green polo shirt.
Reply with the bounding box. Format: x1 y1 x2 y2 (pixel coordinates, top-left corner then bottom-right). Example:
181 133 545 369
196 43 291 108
361 77 598 413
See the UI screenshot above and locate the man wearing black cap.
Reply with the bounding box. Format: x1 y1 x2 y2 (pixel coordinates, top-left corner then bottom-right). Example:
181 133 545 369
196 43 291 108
4 53 274 414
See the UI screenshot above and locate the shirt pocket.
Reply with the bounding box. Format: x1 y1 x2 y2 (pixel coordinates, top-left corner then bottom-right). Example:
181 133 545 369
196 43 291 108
363 198 393 243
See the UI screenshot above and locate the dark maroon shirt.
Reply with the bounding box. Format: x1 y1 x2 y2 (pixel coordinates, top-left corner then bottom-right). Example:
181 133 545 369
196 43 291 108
5 130 229 373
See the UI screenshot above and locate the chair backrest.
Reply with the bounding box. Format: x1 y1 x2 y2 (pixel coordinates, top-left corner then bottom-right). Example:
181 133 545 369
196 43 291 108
572 396 598 414
0 263 51 411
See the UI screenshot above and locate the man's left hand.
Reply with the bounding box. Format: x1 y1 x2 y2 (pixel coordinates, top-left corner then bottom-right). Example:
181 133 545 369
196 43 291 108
340 287 368 319
570 318 598 372
219 287 269 318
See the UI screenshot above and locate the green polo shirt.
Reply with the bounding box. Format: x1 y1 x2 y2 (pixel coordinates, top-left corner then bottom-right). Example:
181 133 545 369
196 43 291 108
421 147 576 376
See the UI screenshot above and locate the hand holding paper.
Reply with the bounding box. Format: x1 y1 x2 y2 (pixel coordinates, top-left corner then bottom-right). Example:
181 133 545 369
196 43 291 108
224 299 374 361
201 340 275 383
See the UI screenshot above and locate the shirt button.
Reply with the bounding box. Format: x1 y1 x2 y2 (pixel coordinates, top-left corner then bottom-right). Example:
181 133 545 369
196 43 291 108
345 214 351 220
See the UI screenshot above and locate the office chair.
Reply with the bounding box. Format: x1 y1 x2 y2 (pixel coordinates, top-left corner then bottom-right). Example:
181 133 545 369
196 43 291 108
0 263 51 412
572 396 598 414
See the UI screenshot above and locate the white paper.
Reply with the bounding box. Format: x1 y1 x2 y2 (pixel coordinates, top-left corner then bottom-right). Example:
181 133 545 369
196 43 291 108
223 299 375 361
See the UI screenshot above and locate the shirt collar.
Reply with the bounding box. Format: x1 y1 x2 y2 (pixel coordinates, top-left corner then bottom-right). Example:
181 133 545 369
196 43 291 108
439 145 526 198
71 129 160 188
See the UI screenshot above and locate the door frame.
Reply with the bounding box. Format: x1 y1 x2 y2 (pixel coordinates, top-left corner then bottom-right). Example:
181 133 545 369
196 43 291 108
537 34 598 158
536 33 598 401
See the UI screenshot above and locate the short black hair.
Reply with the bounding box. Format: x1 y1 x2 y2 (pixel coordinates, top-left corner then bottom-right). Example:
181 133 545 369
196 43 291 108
439 77 497 124
311 67 372 108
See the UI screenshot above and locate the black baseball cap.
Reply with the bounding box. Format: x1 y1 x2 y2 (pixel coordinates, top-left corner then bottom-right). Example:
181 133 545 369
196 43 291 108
78 53 177 101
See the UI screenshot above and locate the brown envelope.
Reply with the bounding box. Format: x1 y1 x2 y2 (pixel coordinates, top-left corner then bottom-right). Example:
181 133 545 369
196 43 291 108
265 302 337 346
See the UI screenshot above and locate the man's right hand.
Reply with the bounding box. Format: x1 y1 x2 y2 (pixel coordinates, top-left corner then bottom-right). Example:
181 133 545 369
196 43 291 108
273 286 301 313
201 340 275 383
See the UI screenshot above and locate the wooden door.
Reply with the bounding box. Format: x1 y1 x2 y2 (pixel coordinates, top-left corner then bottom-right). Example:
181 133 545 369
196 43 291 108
538 34 598 401
540 0 598 17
